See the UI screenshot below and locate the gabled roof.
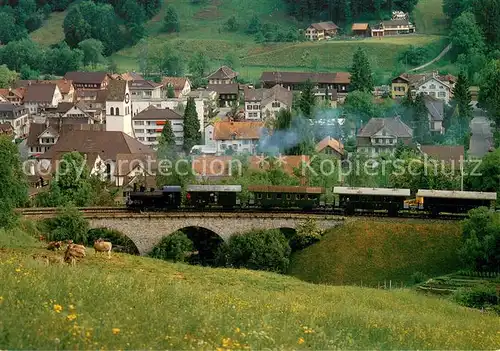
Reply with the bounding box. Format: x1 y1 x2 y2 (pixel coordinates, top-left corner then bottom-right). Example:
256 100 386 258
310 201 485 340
358 117 412 138
0 123 13 133
64 72 109 84
114 153 157 177
310 21 338 31
423 95 444 121
260 71 351 85
41 130 153 161
207 66 238 80
420 145 464 163
161 77 189 90
132 106 183 121
315 136 344 155
382 19 410 27
213 121 264 140
113 72 144 81
0 102 25 113
24 83 57 103
0 88 25 99
27 122 59 148
56 102 75 114
106 80 127 102
262 85 293 107
129 80 162 90
352 23 369 31
244 87 266 102
206 83 239 94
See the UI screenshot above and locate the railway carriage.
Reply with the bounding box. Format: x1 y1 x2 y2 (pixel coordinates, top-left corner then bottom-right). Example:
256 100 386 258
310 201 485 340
185 185 242 209
248 185 325 210
416 189 497 216
333 187 411 216
126 186 182 211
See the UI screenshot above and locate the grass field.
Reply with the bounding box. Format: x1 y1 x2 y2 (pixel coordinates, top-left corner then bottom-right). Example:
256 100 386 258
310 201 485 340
413 0 448 35
1 233 499 349
288 219 464 286
29 0 451 81
29 11 66 46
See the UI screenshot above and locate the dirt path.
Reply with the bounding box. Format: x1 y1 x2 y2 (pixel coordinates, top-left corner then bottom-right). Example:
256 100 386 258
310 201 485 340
408 43 452 72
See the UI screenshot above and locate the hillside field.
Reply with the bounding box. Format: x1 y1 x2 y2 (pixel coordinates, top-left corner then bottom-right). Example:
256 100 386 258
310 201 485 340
29 0 450 81
289 219 464 286
1 226 499 349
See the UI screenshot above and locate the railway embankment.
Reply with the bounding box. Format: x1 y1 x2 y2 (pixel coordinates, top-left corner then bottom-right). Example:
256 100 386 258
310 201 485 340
288 219 463 286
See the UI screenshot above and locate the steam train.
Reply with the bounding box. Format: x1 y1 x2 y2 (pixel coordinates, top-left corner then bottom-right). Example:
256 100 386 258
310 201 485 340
125 184 497 217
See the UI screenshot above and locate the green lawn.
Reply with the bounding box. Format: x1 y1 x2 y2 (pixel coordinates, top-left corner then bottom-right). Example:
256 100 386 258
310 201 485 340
413 0 449 35
1 234 499 349
289 219 464 286
29 11 66 46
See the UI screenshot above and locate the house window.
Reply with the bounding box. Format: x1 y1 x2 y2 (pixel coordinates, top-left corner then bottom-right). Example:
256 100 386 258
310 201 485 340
110 107 114 115
430 84 436 89
138 137 144 141
134 121 144 125
116 107 120 115
134 129 144 134
257 193 262 199
438 92 446 98
286 194 291 200
248 105 252 110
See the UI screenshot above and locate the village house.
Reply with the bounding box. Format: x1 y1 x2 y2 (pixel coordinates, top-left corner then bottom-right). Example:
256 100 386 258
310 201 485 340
111 72 144 81
356 116 413 156
129 80 163 100
207 83 240 108
244 85 293 120
314 88 338 107
423 95 445 134
419 145 465 164
0 88 25 105
64 72 111 90
161 77 192 98
17 79 75 103
54 102 98 124
371 19 415 37
260 71 351 94
213 121 263 155
305 21 338 41
114 153 157 189
391 72 456 103
105 80 133 137
207 66 238 85
39 129 153 183
187 89 218 120
132 106 184 147
23 83 63 114
315 136 344 159
0 102 30 138
351 23 371 36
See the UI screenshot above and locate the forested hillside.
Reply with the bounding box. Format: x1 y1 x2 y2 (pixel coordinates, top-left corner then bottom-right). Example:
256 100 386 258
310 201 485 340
284 0 419 23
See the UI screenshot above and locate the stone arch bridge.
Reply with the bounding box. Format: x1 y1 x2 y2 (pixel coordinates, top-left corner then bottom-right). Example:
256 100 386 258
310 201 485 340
86 212 345 255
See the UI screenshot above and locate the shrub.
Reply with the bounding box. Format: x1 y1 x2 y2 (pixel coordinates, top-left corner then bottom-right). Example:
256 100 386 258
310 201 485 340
216 229 291 273
452 284 498 309
411 271 428 284
149 231 194 262
289 219 323 251
45 205 89 244
87 228 139 255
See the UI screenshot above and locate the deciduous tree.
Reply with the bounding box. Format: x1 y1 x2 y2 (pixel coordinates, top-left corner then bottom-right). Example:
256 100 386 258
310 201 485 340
0 136 28 228
349 47 374 93
163 5 180 33
0 65 18 88
479 60 500 126
78 38 105 68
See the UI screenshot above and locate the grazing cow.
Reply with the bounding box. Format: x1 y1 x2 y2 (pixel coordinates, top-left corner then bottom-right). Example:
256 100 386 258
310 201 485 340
94 238 112 258
47 241 62 251
64 244 86 266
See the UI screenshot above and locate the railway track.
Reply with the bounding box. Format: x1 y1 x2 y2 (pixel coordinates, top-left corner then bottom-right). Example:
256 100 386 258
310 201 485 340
17 206 467 221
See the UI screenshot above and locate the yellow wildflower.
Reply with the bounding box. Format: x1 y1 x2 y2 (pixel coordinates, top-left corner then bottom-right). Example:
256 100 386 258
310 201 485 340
112 328 120 335
298 337 305 345
69 304 75 310
235 327 241 333
67 314 77 321
53 304 63 313
0 296 3 303
15 268 21 272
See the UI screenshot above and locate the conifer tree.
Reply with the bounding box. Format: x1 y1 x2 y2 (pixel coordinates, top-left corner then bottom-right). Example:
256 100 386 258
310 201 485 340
183 97 201 153
412 93 431 144
298 79 316 118
452 71 473 120
158 120 176 157
349 47 374 93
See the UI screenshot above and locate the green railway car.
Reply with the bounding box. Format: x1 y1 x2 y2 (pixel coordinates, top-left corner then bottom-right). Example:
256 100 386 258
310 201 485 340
248 185 325 210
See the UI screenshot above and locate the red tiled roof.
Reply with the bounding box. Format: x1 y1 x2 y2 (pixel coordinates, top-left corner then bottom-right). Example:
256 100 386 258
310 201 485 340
213 121 264 140
315 136 344 155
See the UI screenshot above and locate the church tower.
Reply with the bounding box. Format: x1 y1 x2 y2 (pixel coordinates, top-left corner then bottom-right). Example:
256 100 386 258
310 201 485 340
105 80 133 136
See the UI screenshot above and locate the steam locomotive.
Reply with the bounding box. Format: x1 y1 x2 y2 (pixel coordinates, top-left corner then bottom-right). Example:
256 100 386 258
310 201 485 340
125 184 497 217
